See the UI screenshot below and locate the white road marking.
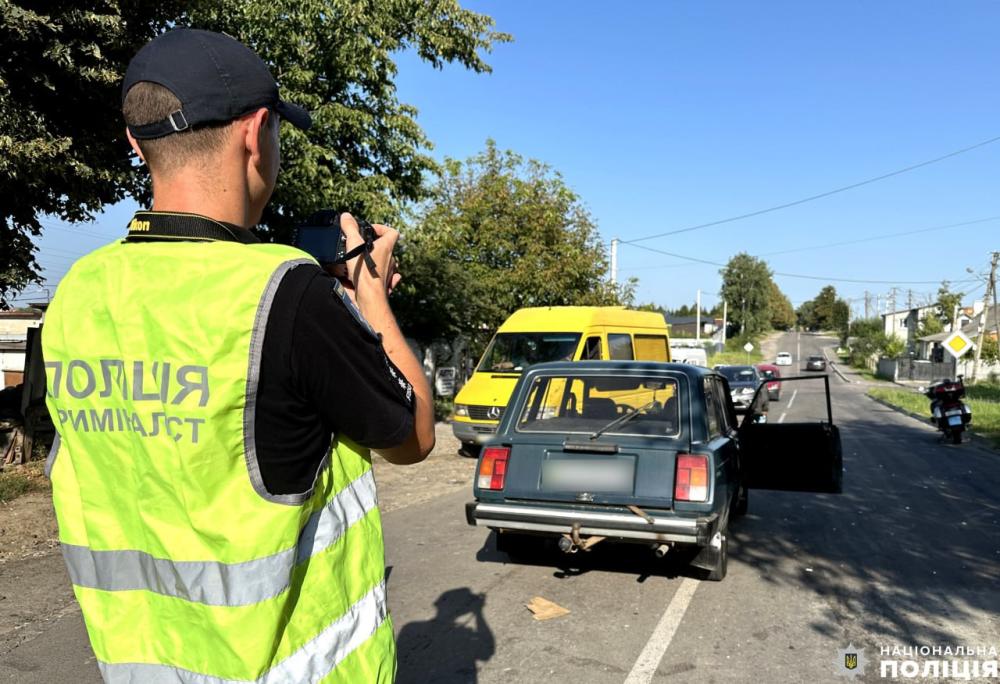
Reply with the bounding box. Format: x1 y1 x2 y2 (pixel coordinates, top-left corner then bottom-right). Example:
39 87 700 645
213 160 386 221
778 411 787 423
786 389 798 411
796 333 801 363
624 578 700 684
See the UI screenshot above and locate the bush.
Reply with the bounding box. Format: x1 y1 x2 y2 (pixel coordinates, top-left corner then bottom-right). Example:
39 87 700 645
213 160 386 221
434 398 454 422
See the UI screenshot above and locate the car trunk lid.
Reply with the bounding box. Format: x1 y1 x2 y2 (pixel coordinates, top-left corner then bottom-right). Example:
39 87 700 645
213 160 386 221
500 438 681 508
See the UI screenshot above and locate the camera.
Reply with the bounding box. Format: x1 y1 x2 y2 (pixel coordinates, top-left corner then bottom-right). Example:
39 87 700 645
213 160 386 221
293 210 378 266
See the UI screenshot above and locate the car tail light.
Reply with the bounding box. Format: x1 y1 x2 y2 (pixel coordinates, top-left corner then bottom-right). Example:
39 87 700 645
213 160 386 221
478 447 510 490
675 454 709 502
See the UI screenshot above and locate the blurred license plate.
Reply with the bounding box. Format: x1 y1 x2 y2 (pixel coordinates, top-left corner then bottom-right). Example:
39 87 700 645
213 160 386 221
543 459 633 493
947 415 962 426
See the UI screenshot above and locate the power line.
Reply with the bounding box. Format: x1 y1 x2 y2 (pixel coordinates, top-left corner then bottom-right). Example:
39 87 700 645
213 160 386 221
622 133 1000 245
756 215 1000 258
621 241 980 285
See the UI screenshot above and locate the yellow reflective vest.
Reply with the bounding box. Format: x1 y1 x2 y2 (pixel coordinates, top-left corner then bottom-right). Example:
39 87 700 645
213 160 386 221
43 232 396 683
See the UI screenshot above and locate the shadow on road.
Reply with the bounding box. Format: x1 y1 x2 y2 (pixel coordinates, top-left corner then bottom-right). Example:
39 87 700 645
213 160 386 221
734 406 1000 649
396 587 495 684
475 530 696 581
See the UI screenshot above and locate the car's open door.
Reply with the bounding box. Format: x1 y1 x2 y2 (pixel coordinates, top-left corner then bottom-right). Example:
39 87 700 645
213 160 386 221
738 375 842 494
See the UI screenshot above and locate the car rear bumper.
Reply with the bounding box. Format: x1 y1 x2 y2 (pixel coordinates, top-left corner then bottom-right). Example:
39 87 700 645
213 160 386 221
465 501 718 545
452 420 498 445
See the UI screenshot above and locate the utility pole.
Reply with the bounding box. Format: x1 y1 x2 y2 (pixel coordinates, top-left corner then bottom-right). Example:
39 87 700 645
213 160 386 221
907 289 914 310
887 287 900 334
610 238 618 284
864 290 871 319
722 300 728 348
971 251 999 383
696 289 702 343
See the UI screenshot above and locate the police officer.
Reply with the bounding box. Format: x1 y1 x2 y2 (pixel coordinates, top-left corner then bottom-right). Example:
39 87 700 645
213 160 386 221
42 29 434 683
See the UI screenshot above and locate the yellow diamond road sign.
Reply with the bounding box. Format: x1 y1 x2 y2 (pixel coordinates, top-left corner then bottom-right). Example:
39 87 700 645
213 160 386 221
943 331 973 359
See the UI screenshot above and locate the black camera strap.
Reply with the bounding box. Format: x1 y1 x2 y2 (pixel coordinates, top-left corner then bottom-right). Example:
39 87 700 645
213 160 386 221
124 211 258 244
340 241 379 274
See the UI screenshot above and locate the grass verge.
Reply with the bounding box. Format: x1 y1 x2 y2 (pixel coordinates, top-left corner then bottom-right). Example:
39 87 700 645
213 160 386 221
868 384 1000 447
0 460 48 504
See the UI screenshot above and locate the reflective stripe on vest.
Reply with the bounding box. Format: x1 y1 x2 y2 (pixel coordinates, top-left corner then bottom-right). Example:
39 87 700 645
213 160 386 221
97 581 387 684
62 468 377 606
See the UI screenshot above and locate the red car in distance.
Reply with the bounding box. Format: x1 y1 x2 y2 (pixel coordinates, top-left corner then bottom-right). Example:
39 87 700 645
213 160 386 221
756 363 782 402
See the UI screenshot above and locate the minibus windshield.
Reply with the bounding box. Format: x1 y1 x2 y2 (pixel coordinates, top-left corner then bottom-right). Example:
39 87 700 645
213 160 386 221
477 333 582 373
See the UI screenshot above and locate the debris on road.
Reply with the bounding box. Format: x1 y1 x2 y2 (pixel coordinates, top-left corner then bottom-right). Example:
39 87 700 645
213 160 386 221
526 596 570 621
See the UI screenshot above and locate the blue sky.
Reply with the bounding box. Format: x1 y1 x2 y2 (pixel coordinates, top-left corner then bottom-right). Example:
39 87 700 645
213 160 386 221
21 1 1000 315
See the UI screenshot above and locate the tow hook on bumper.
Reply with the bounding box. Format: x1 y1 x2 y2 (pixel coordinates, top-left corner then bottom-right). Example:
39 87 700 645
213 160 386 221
559 523 606 554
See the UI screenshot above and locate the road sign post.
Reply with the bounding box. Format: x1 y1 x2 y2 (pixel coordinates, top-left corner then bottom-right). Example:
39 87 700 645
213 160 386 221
743 341 754 364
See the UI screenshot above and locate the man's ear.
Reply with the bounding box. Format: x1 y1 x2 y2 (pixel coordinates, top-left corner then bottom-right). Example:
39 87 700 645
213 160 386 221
243 108 271 165
125 129 146 164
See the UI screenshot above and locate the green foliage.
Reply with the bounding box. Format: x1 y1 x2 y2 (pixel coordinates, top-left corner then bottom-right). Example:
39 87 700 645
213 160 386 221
635 302 667 314
978 335 999 364
434 397 454 422
0 2 185 305
0 0 510 305
0 461 46 503
767 280 796 330
883 334 906 358
798 284 850 333
709 335 764 365
846 317 891 367
719 253 774 337
916 314 944 338
668 302 710 317
935 281 964 329
392 141 633 347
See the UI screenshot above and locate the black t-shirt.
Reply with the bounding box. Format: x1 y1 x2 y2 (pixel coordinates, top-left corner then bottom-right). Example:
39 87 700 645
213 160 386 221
255 264 414 495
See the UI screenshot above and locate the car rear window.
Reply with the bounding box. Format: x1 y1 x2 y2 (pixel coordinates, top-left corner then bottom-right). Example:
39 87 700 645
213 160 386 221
517 373 682 438
718 366 756 383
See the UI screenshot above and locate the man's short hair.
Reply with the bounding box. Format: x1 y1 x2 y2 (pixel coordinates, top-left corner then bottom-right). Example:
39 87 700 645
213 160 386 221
123 82 235 174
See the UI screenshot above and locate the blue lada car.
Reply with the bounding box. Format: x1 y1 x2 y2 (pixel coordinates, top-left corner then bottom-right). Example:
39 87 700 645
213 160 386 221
465 361 842 580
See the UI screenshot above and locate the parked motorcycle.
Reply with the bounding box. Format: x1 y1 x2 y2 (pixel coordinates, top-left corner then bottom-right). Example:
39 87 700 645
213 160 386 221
923 376 972 444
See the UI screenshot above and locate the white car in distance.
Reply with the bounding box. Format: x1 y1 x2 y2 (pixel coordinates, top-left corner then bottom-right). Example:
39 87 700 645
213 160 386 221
775 352 793 366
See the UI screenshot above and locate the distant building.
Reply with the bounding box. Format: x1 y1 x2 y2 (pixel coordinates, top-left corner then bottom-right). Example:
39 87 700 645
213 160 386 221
0 309 43 387
663 314 720 340
918 303 999 361
881 304 938 354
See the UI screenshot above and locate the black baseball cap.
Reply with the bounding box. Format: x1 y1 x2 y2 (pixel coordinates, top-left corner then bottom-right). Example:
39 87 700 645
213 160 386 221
123 28 311 140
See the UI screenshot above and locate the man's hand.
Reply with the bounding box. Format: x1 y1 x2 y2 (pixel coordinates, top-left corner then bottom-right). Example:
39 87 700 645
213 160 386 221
338 213 402 314
333 212 434 465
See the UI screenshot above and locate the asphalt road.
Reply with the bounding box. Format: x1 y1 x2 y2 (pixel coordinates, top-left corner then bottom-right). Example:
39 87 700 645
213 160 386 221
3 332 999 683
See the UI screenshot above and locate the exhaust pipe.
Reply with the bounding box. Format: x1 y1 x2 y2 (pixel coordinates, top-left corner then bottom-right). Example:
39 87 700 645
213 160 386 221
653 543 671 558
558 536 579 554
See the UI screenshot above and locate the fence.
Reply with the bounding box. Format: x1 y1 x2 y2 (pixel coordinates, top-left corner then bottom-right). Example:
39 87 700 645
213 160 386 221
876 358 956 382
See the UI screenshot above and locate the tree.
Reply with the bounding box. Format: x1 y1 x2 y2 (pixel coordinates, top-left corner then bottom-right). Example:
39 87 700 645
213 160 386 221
934 281 964 330
798 284 849 332
719 253 773 337
917 314 945 338
767 281 796 330
392 141 633 347
0 1 510 305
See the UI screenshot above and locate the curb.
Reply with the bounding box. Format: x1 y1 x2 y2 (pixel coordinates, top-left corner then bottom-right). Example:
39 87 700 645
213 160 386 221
820 347 852 384
865 392 998 452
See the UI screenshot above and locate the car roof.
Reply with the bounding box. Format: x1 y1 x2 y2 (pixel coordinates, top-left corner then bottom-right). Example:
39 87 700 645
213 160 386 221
497 307 669 333
523 360 713 379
